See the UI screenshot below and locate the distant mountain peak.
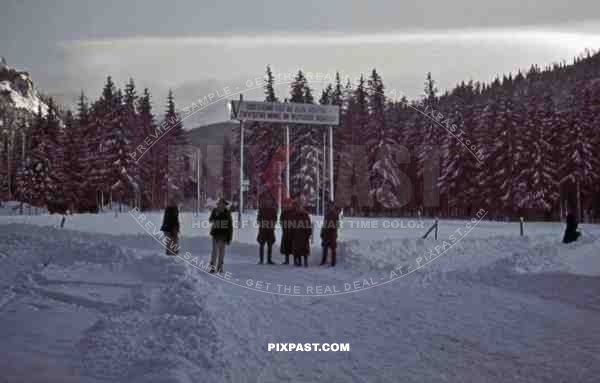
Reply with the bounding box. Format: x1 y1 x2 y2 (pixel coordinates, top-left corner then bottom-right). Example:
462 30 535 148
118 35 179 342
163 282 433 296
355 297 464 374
0 58 49 116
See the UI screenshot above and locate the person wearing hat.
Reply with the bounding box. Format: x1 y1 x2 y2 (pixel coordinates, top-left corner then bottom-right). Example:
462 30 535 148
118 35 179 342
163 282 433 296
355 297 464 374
291 195 312 267
257 192 277 264
320 200 340 267
161 202 180 256
563 208 582 244
209 197 233 272
279 197 295 265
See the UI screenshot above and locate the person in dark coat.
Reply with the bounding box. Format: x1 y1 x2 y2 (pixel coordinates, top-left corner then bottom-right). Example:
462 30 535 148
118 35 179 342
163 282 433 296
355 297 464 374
291 198 312 267
209 198 233 272
257 193 277 264
562 210 581 244
320 201 339 267
161 204 180 256
279 198 295 265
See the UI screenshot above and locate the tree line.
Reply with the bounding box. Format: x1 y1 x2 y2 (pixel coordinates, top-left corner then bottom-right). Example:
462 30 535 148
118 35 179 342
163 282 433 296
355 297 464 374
2 77 189 212
2 50 600 220
240 51 600 221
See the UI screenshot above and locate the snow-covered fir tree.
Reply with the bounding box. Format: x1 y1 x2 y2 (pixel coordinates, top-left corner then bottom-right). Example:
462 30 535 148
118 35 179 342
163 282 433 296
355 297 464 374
367 69 402 209
289 70 321 208
160 89 189 205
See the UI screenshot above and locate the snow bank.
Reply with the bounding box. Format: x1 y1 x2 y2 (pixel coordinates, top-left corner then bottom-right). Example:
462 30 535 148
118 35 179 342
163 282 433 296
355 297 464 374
2 218 600 381
0 225 224 382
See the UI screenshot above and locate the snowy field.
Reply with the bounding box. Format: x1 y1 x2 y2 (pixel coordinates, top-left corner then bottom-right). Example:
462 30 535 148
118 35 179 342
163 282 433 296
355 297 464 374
1 210 600 382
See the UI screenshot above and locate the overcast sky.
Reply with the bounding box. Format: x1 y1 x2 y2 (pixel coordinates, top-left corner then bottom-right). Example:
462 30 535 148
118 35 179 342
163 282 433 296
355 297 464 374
2 0 600 125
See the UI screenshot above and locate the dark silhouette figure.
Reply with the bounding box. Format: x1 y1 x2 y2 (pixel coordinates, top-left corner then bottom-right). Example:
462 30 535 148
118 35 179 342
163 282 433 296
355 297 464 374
321 201 339 267
161 205 180 256
257 193 277 264
563 212 581 244
279 198 295 264
292 200 312 267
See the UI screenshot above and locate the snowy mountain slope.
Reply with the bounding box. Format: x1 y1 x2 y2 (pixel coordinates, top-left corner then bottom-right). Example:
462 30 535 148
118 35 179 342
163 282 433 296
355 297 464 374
0 58 49 116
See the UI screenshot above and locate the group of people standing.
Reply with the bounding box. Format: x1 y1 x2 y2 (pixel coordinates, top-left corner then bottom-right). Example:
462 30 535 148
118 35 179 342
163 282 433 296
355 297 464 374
256 193 340 267
159 193 340 272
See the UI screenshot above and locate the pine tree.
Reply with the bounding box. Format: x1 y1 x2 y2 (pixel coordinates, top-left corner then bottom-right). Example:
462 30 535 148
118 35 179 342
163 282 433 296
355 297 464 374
439 106 465 213
417 72 440 179
61 110 84 210
335 77 370 213
123 78 142 208
75 91 97 211
22 105 52 207
437 83 481 215
560 87 598 217
264 65 278 102
88 76 119 210
517 91 559 211
288 70 320 206
367 69 401 209
331 72 344 107
245 65 282 202
104 89 138 211
138 88 158 208
160 89 189 205
319 84 333 105
289 70 307 103
473 93 500 210
0 103 26 201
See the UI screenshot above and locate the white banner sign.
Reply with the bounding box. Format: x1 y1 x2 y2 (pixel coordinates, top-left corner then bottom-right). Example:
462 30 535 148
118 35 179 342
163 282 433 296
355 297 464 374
230 101 339 126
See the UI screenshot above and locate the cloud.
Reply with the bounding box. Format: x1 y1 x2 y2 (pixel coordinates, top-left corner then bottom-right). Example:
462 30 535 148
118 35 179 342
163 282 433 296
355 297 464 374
56 26 600 125
63 27 600 47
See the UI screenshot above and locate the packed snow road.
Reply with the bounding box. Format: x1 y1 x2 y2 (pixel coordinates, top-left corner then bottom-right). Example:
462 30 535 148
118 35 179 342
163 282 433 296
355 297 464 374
1 217 600 382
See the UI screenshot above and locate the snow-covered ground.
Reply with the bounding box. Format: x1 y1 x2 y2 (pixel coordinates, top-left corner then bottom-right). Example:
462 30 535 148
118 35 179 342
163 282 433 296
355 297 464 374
1 211 600 382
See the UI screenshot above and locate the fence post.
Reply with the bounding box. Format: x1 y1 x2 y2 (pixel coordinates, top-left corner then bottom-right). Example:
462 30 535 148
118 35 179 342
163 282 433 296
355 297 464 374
422 219 439 240
519 216 524 236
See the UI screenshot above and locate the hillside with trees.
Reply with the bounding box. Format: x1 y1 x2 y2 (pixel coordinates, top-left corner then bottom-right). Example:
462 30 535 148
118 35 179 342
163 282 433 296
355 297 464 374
2 50 600 219
1 70 190 212
238 51 600 220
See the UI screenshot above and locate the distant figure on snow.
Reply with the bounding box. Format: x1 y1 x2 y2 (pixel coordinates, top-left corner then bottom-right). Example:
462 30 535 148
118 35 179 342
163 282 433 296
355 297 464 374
562 210 581 244
209 198 233 272
320 200 339 267
161 203 180 256
279 197 295 265
292 196 313 267
257 192 277 264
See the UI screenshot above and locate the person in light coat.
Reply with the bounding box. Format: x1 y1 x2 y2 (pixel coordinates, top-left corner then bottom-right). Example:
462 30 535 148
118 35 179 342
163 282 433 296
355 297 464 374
209 198 233 272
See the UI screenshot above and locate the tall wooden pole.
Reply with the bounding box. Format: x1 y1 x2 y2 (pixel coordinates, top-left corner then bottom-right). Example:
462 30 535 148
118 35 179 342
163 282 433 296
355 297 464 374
239 119 244 218
329 126 334 202
322 130 326 214
285 125 290 195
196 150 200 214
